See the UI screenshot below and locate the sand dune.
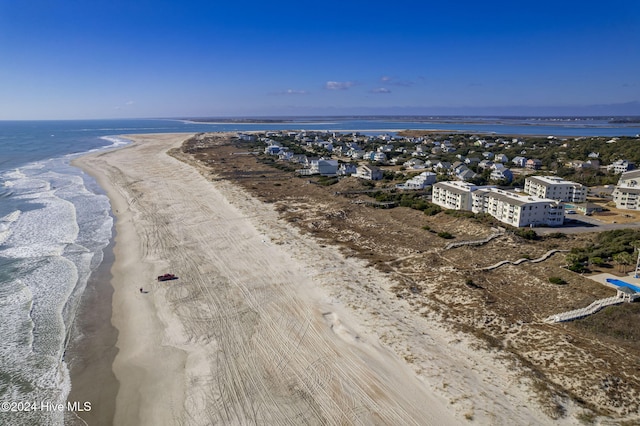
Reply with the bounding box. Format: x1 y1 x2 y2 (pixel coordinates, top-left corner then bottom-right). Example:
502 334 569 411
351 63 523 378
74 133 580 425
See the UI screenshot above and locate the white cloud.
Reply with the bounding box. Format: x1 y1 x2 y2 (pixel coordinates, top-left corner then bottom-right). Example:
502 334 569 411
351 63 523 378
371 88 391 94
269 89 308 96
379 76 414 87
126 100 135 105
325 81 355 90
284 89 307 95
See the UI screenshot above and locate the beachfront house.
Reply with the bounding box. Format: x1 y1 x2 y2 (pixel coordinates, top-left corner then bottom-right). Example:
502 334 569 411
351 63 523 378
315 159 339 176
397 171 437 190
264 144 282 155
337 163 357 176
237 133 256 141
278 150 293 161
297 158 338 176
353 165 383 180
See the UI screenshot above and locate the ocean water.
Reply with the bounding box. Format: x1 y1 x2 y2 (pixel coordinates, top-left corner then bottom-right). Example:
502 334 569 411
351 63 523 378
0 117 638 424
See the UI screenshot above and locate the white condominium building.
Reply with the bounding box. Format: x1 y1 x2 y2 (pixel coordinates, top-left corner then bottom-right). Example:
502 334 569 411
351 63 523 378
472 188 564 227
524 176 587 203
431 181 486 211
612 170 640 210
432 182 564 227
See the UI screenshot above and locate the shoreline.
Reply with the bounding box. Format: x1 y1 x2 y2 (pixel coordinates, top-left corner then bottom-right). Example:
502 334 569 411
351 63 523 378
65 236 118 426
72 134 192 425
70 132 582 425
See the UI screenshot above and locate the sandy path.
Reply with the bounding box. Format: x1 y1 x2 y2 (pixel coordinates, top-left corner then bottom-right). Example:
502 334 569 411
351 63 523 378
75 134 460 425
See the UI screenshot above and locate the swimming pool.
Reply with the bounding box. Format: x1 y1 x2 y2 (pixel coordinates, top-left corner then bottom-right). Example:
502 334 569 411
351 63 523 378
606 278 640 293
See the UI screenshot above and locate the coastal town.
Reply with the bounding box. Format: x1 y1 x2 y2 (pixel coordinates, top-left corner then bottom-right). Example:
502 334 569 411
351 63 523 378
238 129 640 229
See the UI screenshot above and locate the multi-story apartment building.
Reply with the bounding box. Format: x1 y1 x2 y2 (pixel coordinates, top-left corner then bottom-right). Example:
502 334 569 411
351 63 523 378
432 182 564 227
431 181 485 210
612 170 640 210
524 176 587 203
472 188 565 227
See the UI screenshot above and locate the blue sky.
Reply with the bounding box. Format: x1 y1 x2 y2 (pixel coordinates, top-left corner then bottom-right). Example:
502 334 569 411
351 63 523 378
1 0 639 119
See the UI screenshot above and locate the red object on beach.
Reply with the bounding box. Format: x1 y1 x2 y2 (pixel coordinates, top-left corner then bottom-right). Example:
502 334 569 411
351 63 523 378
157 273 178 281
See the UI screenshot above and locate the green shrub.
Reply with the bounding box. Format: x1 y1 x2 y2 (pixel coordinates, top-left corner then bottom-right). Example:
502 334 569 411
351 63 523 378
516 229 539 240
437 231 455 239
548 276 567 285
567 262 588 273
423 204 442 216
545 232 567 239
317 177 338 186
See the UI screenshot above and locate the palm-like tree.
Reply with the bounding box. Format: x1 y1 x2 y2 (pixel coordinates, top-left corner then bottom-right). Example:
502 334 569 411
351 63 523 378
613 252 634 273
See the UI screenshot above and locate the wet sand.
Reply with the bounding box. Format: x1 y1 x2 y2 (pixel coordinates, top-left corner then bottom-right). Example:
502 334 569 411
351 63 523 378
65 237 118 426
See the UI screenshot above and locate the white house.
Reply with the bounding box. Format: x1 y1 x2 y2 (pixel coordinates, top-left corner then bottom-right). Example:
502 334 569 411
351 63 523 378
494 153 509 163
373 152 388 162
608 159 635 174
397 172 437 190
278 150 293 161
490 168 513 183
511 156 527 167
433 161 452 172
297 158 338 176
237 133 256 141
337 163 357 176
403 158 426 170
524 176 587 203
353 165 383 180
478 160 494 170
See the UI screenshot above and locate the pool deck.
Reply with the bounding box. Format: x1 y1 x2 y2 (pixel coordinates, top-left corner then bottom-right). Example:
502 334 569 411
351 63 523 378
588 272 640 291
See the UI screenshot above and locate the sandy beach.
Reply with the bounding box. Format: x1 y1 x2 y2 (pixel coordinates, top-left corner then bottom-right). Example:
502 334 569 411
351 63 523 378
71 133 584 425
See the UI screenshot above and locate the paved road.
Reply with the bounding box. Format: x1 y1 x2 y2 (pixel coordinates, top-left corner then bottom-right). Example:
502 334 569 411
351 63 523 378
535 215 640 235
